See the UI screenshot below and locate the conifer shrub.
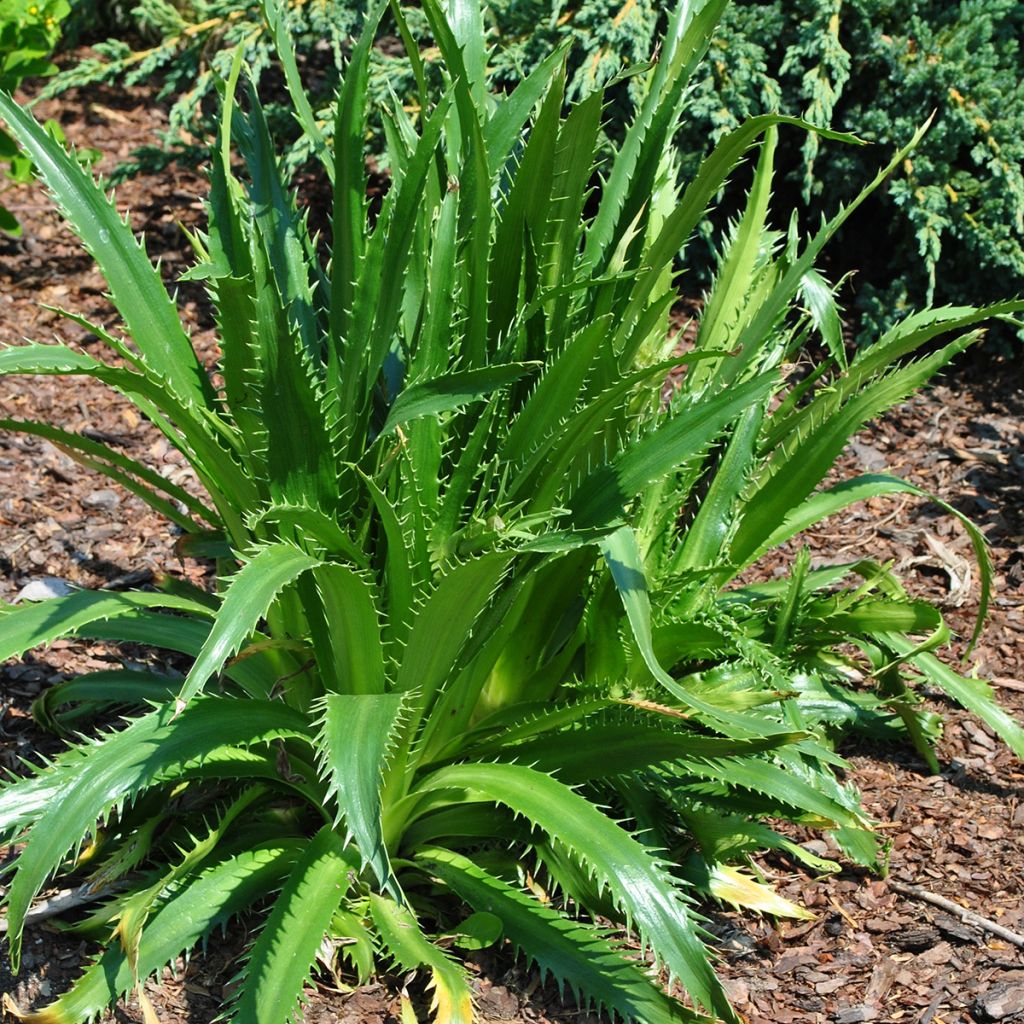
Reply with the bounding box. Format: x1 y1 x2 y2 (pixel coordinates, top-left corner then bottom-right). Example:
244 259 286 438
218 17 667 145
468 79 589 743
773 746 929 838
46 0 1024 341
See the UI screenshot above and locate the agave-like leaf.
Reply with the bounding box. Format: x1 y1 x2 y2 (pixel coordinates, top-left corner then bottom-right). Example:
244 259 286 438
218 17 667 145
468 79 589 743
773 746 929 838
381 362 542 437
0 95 211 407
0 589 212 665
884 640 1024 758
307 563 386 694
674 755 868 829
65 609 286 698
115 786 266 978
314 692 405 890
687 128 777 394
570 374 775 529
230 827 358 1024
601 526 787 737
3 699 309 968
174 542 322 710
31 669 179 735
4 843 301 1024
397 552 513 712
370 894 474 1024
416 761 734 1021
583 0 728 276
258 0 333 180
494 722 805 783
731 335 976 567
482 41 571 177
421 847 712 1024
329 0 388 347
0 415 212 530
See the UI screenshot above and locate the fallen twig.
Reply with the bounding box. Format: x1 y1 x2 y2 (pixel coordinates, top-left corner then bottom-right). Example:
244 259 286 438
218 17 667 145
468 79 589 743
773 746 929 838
0 883 116 933
991 676 1024 693
889 880 1024 950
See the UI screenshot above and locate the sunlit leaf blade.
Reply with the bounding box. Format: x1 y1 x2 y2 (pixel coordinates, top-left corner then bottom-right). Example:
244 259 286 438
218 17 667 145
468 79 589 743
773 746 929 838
307 563 386 694
231 827 356 1024
0 93 211 407
885 639 1024 759
0 415 213 529
370 894 474 1024
329 1 387 346
731 336 974 567
601 526 786 737
259 0 333 180
31 669 179 735
175 543 322 709
496 723 803 782
0 589 212 665
397 553 512 706
114 787 266 981
417 761 735 1021
571 375 775 528
699 863 814 920
420 847 712 1024
3 699 309 968
314 692 405 890
5 844 301 1024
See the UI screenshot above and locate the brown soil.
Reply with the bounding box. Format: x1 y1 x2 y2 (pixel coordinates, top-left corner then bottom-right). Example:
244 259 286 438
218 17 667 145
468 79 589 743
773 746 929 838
1 76 1023 1024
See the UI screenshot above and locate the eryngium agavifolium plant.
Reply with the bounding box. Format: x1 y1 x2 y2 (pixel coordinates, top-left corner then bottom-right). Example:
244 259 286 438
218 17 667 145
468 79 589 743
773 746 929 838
1 0 1023 1020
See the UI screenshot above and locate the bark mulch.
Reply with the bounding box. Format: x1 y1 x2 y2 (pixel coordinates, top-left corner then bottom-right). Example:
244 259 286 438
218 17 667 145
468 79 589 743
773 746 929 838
1 76 1022 1023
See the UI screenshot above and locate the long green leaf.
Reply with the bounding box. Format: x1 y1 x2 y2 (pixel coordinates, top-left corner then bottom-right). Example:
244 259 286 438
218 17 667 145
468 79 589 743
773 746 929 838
8 844 301 1024
2 699 309 968
32 669 179 735
397 552 512 708
314 692 405 890
497 723 803 783
0 416 214 529
259 0 333 179
231 827 356 1024
0 94 211 407
369 894 474 1024
67 609 285 699
601 526 788 737
416 761 734 1021
571 374 775 528
307 563 385 694
175 543 322 709
420 847 711 1024
0 589 212 665
731 337 974 567
885 639 1024 759
329 1 387 347
584 0 728 274
381 362 540 437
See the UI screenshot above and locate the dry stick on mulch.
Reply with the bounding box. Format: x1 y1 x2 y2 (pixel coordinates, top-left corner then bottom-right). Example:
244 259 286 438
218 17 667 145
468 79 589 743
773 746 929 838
0 883 120 933
888 880 1024 950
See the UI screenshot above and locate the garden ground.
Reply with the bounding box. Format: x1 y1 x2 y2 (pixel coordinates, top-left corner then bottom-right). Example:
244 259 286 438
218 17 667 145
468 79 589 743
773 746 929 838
1 77 1022 1024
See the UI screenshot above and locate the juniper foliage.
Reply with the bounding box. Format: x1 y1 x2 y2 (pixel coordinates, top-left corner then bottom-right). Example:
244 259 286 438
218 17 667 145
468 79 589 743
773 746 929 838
51 0 1024 340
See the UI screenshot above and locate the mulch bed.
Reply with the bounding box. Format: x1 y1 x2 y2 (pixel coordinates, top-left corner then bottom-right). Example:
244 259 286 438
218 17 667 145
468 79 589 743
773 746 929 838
1 74 1022 1024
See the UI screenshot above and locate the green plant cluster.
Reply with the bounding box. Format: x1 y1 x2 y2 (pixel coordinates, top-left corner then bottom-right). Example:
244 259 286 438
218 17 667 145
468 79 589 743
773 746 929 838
1 1 1022 1021
0 0 69 234
46 0 1024 342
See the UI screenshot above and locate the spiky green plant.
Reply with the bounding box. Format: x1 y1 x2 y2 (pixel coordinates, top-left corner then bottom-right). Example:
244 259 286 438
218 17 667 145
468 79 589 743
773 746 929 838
1 1 1022 1021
